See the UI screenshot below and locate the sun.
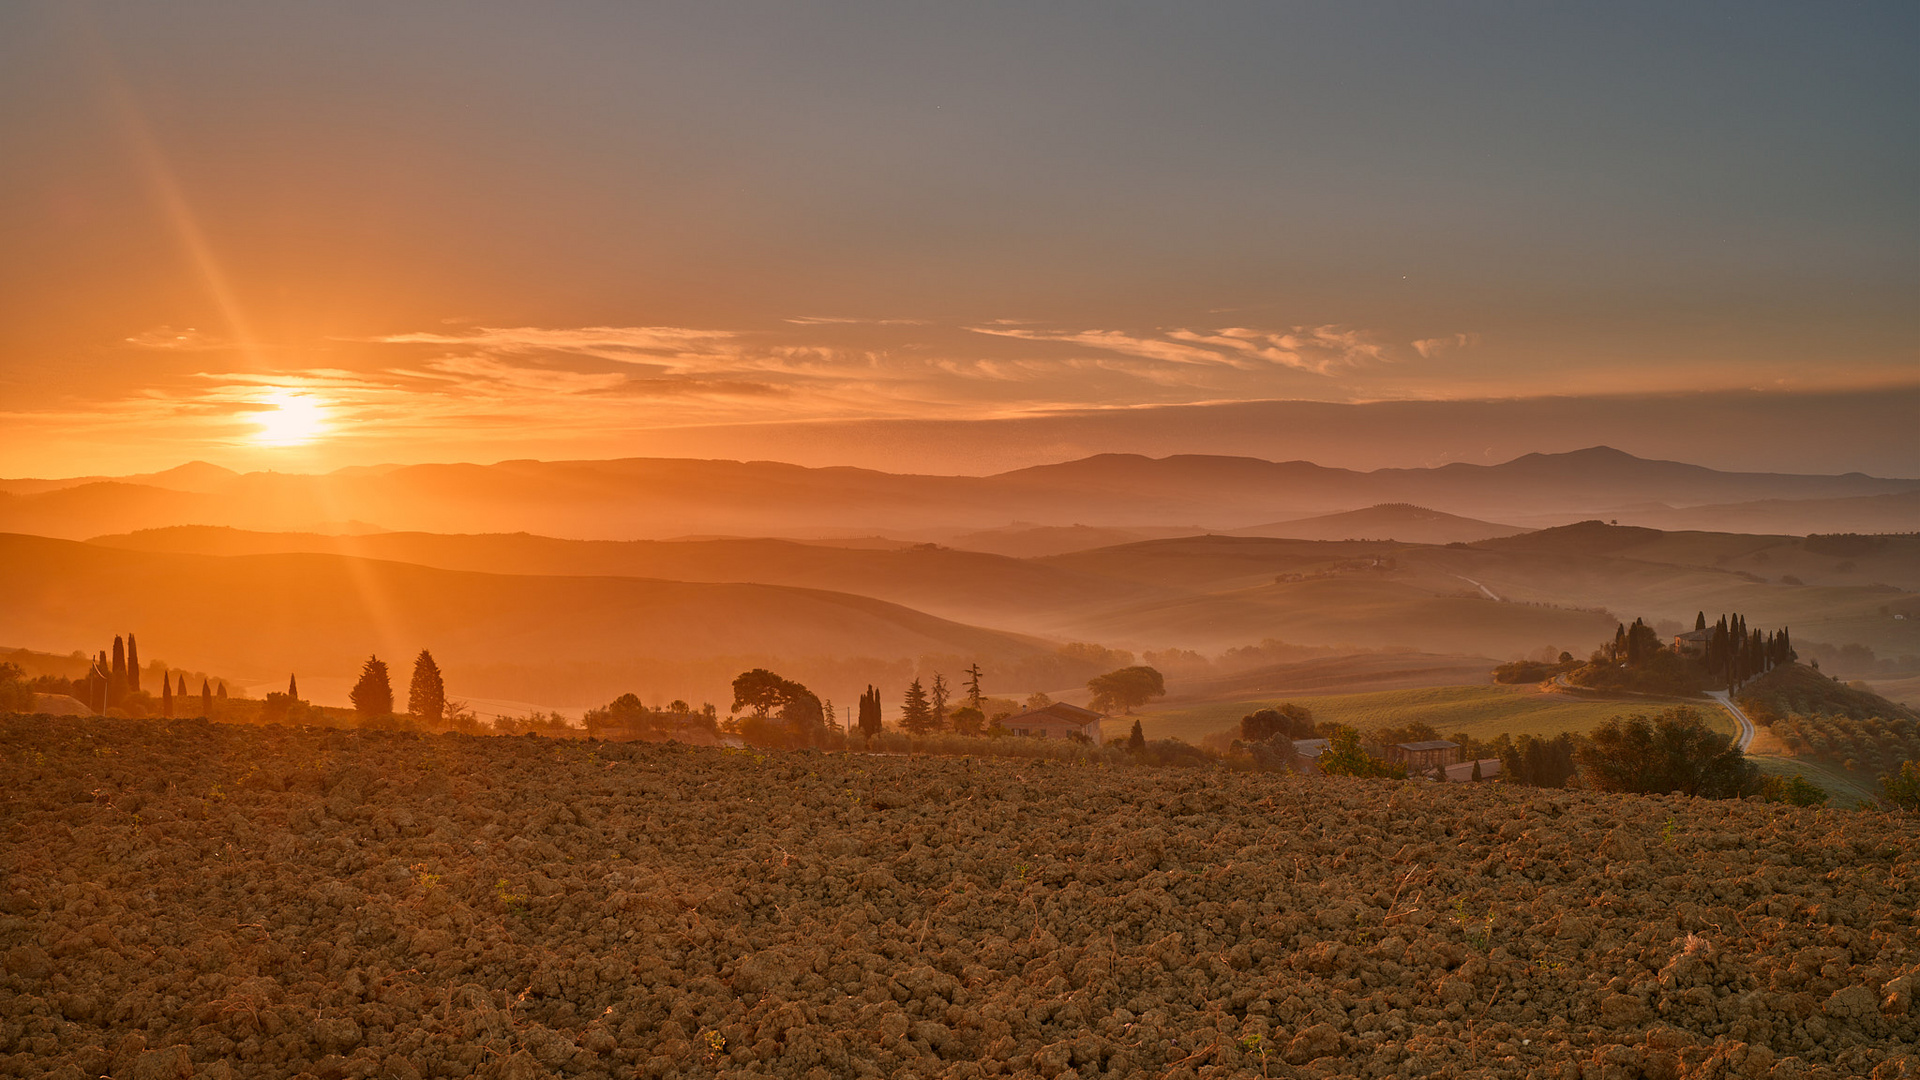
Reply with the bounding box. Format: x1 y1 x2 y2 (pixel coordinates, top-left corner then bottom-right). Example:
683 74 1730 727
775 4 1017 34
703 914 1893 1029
251 391 330 447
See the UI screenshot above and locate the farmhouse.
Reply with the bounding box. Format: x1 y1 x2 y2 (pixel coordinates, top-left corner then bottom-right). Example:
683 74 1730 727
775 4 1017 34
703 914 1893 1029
1001 702 1106 744
1388 740 1460 771
1672 628 1714 659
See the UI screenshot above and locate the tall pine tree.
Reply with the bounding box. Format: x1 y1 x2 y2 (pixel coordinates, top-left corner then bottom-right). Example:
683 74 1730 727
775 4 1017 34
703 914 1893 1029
350 656 393 715
288 674 299 701
857 685 882 737
126 633 140 692
900 679 934 734
201 678 213 716
161 674 173 718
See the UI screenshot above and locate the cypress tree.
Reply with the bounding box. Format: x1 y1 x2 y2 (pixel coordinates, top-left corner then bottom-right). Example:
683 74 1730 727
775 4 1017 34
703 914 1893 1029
111 637 125 680
857 685 882 737
289 674 299 701
162 674 173 717
965 664 984 708
201 678 212 716
126 634 140 692
217 682 227 700
1694 611 1707 632
1127 719 1146 754
408 649 446 723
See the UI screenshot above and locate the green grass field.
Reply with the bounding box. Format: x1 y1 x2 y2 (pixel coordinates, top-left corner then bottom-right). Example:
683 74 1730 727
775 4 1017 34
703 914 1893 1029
1132 683 1723 746
1747 753 1885 810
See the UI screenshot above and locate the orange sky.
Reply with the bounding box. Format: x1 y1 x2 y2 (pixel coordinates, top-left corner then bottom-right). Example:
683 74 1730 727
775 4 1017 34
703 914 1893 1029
2 4 1915 478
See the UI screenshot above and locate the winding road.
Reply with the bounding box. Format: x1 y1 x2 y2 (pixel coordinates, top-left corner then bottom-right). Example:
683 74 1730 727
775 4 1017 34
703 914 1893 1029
1705 689 1756 752
1454 575 1502 602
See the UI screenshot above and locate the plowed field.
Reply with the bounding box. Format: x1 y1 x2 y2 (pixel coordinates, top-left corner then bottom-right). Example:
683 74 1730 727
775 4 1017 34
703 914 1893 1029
1 716 1914 1079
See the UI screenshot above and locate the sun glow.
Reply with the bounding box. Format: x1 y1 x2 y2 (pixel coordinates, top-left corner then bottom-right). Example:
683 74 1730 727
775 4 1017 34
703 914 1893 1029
251 391 330 446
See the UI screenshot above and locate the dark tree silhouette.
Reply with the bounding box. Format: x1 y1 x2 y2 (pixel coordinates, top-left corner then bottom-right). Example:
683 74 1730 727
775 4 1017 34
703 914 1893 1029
731 668 789 718
409 649 446 723
1086 666 1165 714
1241 703 1315 742
350 656 394 715
161 674 173 718
900 679 934 734
858 685 883 737
288 674 299 701
201 678 212 716
1127 719 1146 754
964 663 984 708
930 673 950 730
126 634 140 692
729 668 827 746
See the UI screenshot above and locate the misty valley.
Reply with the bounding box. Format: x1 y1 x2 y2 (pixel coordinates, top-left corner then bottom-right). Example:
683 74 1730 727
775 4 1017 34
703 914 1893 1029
5 448 1918 1080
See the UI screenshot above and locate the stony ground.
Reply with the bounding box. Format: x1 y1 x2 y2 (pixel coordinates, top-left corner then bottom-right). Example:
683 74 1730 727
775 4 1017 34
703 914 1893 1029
0 716 1915 1080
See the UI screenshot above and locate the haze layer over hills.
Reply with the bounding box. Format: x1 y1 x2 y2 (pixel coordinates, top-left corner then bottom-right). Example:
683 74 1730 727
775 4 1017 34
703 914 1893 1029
3 447 1914 541
4 445 1915 717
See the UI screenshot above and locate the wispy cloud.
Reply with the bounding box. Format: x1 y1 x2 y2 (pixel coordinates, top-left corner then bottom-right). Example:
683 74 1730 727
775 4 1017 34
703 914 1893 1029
969 324 1417 375
1412 332 1481 358
124 326 230 350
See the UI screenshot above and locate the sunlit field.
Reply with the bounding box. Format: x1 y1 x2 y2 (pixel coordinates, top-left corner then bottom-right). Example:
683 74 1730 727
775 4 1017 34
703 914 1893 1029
1130 682 1719 746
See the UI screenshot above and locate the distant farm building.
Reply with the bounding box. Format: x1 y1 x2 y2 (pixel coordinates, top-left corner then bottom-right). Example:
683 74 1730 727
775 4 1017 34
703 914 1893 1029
1388 740 1460 771
1002 702 1106 744
1291 738 1331 774
1441 758 1503 783
1672 628 1714 659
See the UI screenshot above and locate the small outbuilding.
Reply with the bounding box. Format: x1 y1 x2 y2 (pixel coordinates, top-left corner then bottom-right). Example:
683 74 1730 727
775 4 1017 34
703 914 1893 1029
1291 738 1331 774
1441 758 1503 783
1001 702 1107 744
1389 740 1460 771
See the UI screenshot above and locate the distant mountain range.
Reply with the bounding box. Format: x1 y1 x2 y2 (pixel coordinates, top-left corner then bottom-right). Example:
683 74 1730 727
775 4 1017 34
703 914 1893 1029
2 446 1914 541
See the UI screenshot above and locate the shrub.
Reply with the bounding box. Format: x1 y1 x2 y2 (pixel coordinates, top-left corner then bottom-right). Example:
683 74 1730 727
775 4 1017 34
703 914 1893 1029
1883 760 1920 813
1756 774 1828 807
1318 726 1406 780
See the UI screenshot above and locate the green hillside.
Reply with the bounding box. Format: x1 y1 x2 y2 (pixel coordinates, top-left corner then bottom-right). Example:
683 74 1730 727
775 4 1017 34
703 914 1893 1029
1131 683 1699 746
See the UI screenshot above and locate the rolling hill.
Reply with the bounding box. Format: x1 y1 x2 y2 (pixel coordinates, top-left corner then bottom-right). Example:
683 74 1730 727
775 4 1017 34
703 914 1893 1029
1232 503 1523 544
0 533 1052 708
4 446 1913 540
83 526 1173 633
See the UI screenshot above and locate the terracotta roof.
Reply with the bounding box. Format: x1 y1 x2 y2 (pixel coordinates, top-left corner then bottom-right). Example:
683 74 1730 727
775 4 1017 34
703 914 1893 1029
1009 702 1104 724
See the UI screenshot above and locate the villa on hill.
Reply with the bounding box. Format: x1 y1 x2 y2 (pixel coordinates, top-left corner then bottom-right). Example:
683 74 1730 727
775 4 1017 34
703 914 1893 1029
1002 702 1106 744
1673 628 1715 659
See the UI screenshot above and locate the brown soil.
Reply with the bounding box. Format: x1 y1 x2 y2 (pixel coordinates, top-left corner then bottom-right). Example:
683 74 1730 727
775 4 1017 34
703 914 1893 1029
2 716 1915 1080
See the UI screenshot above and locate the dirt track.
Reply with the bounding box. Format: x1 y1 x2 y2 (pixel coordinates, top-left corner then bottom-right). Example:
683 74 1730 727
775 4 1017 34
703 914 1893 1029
1 716 1915 1079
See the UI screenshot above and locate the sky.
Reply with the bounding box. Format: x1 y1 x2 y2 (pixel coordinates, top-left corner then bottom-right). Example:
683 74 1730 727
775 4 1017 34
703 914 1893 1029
2 1 1915 478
